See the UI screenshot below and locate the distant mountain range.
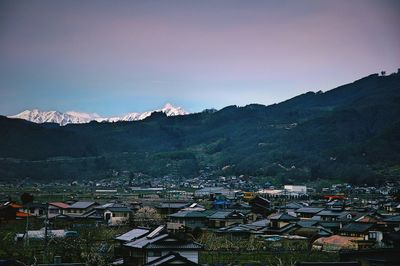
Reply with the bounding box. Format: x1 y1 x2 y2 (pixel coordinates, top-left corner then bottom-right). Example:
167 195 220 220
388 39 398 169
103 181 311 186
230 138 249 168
1 71 400 184
8 103 188 126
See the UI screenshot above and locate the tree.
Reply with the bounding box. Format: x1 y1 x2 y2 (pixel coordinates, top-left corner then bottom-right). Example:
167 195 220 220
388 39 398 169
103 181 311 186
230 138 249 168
133 207 161 226
21 192 34 205
381 71 386 76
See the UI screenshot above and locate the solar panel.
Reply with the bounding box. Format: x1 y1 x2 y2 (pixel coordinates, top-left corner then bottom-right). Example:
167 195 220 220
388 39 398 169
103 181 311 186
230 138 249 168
147 225 164 239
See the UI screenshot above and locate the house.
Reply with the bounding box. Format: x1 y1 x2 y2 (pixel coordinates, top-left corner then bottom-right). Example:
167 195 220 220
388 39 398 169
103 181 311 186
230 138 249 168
290 220 332 238
168 210 215 230
212 195 232 209
384 215 400 231
207 210 246 228
94 203 132 225
216 223 264 240
156 202 190 217
249 196 271 216
295 207 324 219
339 222 375 238
114 228 151 257
181 203 205 212
279 202 305 212
21 202 46 217
269 212 299 229
116 228 151 244
65 201 98 217
314 210 345 221
120 225 202 265
263 212 299 235
383 202 400 213
0 202 22 220
48 202 70 217
0 202 29 220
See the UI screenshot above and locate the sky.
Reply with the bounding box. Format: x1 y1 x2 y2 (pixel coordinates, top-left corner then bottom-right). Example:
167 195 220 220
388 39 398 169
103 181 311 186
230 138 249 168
0 0 399 116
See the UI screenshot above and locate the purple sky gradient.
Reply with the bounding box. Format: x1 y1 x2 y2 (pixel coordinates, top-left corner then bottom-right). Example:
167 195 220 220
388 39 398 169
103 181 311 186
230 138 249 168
0 0 399 116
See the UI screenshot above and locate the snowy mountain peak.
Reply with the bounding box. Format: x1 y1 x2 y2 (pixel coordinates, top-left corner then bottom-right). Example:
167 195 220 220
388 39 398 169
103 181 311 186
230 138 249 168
8 103 189 126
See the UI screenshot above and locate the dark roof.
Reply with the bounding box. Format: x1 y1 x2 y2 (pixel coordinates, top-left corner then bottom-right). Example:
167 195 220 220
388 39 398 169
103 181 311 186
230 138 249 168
208 210 245 220
296 207 324 214
337 212 365 221
68 201 97 209
340 222 374 233
297 220 319 228
107 207 131 212
146 238 202 250
168 210 216 218
262 223 297 234
23 202 46 208
124 234 169 248
144 251 200 266
317 221 341 229
384 215 400 222
317 210 345 217
282 202 304 210
248 219 270 228
270 212 299 221
217 223 261 233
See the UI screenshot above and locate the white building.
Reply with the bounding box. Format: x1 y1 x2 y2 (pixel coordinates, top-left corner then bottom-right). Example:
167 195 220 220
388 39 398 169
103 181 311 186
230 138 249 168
284 185 307 194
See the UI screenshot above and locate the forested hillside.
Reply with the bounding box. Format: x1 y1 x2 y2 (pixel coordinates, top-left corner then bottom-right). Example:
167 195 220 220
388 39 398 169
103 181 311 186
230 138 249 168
1 72 399 184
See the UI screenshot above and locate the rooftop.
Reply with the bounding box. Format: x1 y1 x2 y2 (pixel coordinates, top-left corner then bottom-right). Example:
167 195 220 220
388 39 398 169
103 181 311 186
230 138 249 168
68 201 97 209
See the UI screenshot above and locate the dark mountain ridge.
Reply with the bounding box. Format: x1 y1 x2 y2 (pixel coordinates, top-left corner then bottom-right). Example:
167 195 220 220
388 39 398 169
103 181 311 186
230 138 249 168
1 72 399 184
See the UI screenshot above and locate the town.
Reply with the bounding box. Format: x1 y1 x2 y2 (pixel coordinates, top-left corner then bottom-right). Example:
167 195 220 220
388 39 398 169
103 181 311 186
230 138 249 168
1 175 400 266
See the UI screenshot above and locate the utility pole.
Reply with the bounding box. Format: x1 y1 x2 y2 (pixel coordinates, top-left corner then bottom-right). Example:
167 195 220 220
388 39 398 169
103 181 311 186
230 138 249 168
25 212 29 247
43 203 49 263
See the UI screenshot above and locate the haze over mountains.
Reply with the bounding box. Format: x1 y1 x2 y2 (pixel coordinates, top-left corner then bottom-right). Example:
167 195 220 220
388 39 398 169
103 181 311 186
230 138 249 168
8 103 188 126
1 72 400 184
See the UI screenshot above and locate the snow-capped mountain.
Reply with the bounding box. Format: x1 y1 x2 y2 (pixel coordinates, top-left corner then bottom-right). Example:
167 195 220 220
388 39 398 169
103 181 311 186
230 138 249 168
8 103 189 126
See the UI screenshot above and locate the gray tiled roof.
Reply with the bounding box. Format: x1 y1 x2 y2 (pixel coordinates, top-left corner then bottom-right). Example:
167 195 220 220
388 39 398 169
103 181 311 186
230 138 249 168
269 212 298 221
249 219 270 227
317 210 344 217
168 210 216 218
146 241 202 250
158 202 190 209
115 228 150 242
124 234 168 248
208 211 245 220
385 215 400 222
295 207 324 214
340 222 374 233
